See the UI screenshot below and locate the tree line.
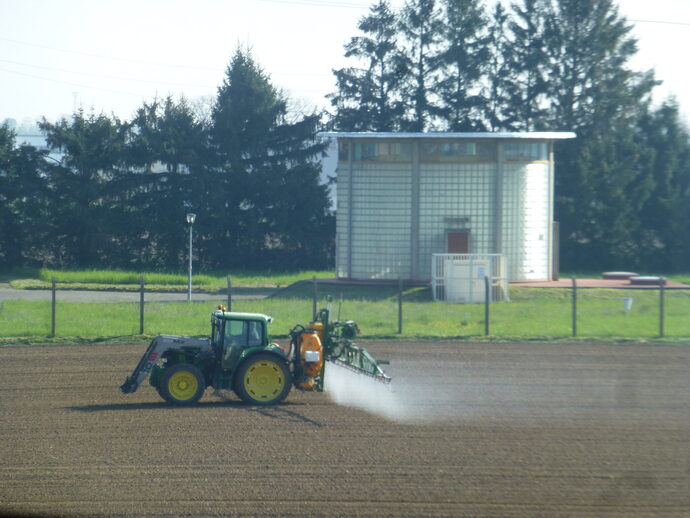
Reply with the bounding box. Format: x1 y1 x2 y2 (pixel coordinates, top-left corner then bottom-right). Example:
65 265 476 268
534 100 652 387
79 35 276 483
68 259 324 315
0 49 334 271
328 0 690 272
2 0 690 273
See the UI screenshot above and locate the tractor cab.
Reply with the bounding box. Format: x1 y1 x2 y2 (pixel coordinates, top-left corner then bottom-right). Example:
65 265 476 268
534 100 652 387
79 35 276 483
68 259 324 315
211 309 274 368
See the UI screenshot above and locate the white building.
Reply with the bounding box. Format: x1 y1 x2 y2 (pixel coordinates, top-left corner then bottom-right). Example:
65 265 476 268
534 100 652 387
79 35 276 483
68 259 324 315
320 132 576 282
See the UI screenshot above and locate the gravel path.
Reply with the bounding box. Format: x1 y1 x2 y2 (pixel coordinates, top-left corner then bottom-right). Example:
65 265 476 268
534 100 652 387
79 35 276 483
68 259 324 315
0 282 273 303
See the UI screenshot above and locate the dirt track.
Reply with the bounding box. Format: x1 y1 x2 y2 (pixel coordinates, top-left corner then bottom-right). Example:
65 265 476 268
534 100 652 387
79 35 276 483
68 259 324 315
1 341 689 517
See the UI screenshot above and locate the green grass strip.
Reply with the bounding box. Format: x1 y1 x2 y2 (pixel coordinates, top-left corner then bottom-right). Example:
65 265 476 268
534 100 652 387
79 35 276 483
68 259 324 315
2 287 690 342
31 268 335 288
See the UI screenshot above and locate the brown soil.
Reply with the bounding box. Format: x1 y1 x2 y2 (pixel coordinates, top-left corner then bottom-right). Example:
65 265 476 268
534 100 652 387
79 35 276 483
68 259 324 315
1 341 689 517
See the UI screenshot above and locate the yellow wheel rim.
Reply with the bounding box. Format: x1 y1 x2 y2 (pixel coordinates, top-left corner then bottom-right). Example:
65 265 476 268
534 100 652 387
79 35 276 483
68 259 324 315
168 370 199 401
244 360 285 402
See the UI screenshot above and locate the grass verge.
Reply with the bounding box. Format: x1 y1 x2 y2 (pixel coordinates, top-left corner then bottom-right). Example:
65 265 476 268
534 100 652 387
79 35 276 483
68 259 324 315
6 268 335 291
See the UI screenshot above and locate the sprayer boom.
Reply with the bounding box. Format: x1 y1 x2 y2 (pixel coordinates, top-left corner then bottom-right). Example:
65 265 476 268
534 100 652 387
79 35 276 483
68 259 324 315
327 358 391 384
290 301 391 391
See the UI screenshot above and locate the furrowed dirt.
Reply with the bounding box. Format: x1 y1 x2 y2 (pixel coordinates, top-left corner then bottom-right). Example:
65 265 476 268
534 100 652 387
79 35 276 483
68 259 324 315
1 341 689 517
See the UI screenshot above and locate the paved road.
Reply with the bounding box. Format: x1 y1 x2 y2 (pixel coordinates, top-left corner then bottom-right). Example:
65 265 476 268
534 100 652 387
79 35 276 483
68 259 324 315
0 283 274 303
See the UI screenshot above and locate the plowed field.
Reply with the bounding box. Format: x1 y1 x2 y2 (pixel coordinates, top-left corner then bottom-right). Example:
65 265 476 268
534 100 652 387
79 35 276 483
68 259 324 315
1 341 689 518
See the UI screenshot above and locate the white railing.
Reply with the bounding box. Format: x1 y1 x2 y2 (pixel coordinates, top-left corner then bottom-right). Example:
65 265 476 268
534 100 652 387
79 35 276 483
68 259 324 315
431 254 509 303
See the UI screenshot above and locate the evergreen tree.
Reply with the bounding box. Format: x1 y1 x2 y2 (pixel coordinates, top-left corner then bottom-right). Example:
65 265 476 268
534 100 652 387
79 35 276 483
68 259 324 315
398 0 444 130
125 96 208 268
543 0 659 270
209 47 332 269
329 0 406 131
0 123 51 267
484 2 514 131
502 0 551 131
544 0 656 132
39 111 128 267
435 0 489 131
635 99 690 271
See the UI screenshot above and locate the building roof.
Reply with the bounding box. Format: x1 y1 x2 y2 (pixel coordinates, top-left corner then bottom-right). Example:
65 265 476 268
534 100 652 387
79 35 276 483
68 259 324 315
318 131 576 140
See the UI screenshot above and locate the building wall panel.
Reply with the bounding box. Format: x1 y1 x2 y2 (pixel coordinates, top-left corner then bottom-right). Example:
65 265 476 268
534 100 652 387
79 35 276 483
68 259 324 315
418 163 496 280
349 163 412 279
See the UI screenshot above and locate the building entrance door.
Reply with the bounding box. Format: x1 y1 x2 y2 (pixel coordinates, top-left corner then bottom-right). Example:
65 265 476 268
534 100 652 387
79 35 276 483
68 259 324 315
446 231 470 254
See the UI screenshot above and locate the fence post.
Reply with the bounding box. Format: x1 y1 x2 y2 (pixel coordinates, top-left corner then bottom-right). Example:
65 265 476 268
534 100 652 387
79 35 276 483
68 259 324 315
659 277 665 338
139 276 144 335
571 277 577 337
312 277 318 319
397 276 403 334
484 275 490 336
227 275 232 311
50 276 56 338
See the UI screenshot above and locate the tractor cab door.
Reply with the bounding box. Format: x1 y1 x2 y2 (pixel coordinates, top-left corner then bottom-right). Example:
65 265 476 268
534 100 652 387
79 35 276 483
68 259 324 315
221 319 265 369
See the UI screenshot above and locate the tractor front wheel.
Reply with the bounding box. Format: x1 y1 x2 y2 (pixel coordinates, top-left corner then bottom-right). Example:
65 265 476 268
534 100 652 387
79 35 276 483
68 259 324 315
234 353 291 405
160 363 205 405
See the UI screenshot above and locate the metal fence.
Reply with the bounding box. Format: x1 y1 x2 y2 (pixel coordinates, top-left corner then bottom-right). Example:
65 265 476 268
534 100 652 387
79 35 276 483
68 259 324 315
431 254 509 303
2 275 688 340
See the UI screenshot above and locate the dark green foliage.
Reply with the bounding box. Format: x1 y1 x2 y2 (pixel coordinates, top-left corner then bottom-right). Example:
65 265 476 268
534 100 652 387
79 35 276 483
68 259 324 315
2 48 333 272
0 123 52 267
39 111 129 267
502 0 551 131
542 0 660 270
124 96 208 269
329 0 406 131
398 0 444 130
435 0 489 131
635 100 690 271
207 48 333 270
484 2 513 131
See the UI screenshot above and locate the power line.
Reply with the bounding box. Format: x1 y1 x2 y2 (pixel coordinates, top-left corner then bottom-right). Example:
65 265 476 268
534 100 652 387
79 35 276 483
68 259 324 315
0 36 219 71
0 36 332 79
0 67 150 98
0 58 217 89
252 0 372 8
629 18 690 26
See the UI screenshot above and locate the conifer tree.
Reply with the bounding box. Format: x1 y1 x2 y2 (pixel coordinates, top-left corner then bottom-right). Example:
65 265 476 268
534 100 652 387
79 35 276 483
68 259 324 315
39 111 128 267
125 96 208 268
543 0 659 269
543 0 656 132
329 0 406 131
435 0 489 131
503 0 551 131
636 100 690 270
209 47 332 269
484 2 515 131
0 123 51 267
398 0 444 130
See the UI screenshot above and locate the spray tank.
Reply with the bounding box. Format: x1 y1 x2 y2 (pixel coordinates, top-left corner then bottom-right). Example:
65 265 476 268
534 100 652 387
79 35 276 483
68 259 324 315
289 297 390 392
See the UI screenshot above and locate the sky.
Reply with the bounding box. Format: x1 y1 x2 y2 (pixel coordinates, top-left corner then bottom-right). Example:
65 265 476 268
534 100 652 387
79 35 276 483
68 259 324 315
1 0 690 130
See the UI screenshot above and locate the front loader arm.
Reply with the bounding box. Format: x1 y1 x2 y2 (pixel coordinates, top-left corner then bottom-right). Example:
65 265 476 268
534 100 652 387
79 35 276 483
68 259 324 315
119 335 210 394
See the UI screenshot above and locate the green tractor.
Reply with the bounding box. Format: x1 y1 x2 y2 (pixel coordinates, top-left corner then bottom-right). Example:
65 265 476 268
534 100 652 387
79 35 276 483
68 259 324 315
120 304 389 406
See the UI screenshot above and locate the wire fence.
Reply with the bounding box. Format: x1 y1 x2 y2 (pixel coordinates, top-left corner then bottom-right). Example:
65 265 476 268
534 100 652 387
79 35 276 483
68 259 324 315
1 276 689 340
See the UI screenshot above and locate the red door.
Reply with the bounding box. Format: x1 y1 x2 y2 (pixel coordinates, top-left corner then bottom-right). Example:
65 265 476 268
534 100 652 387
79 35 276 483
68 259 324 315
447 231 470 254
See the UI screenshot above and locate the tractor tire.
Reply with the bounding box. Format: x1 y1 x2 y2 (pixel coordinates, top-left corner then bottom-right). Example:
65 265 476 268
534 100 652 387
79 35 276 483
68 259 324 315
160 363 205 405
234 353 291 406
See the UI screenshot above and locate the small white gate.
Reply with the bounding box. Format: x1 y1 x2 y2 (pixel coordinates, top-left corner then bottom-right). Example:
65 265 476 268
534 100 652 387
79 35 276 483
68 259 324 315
431 254 509 303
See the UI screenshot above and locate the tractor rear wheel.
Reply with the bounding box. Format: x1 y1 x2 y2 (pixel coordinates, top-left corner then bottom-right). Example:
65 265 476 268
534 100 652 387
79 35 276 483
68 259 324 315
234 353 291 405
160 363 205 405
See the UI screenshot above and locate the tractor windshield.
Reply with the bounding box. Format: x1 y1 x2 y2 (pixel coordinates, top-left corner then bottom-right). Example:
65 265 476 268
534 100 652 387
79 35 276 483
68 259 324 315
222 319 265 366
224 320 264 347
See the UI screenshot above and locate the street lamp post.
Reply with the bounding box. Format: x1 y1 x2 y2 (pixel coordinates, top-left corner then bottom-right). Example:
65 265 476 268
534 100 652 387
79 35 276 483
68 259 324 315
186 213 196 301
